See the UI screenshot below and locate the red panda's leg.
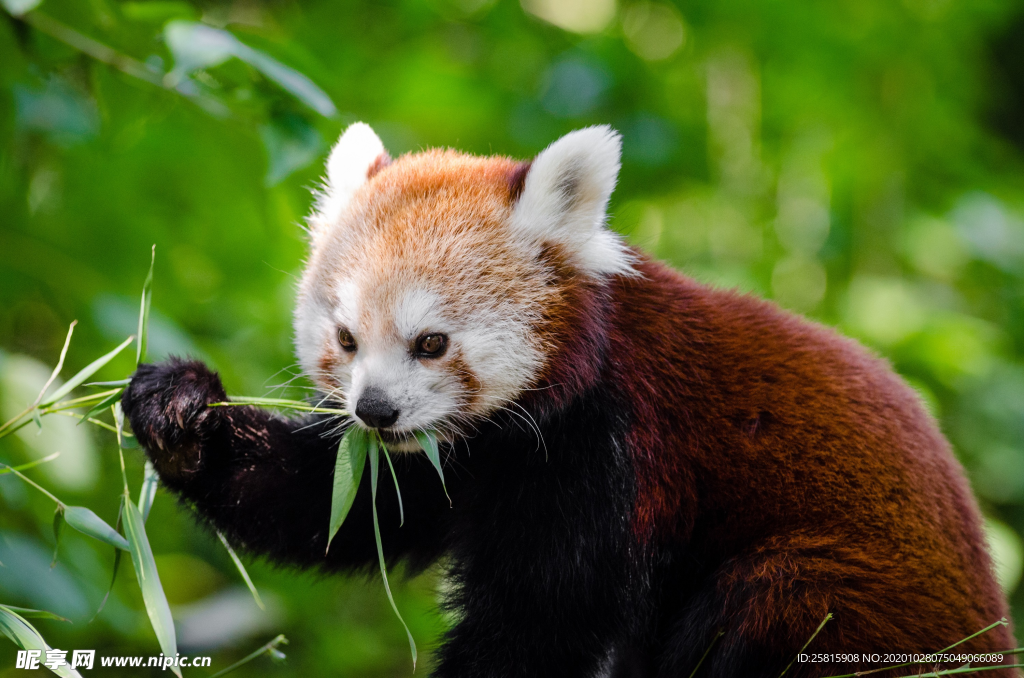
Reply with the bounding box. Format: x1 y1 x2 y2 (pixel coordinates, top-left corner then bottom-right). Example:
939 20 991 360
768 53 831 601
657 535 881 678
121 359 451 572
658 533 1017 678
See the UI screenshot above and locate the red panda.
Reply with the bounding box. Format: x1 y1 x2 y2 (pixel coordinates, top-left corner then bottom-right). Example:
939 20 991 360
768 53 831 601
122 124 1016 677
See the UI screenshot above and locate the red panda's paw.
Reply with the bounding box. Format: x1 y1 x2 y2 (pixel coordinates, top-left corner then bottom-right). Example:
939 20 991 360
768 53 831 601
121 359 228 483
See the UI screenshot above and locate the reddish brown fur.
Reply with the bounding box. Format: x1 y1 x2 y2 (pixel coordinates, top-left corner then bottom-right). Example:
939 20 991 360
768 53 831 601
544 256 1014 656
508 161 532 203
299 140 1014 661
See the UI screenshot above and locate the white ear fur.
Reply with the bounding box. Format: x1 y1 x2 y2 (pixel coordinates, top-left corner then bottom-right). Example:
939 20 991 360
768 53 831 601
313 122 387 230
511 125 635 277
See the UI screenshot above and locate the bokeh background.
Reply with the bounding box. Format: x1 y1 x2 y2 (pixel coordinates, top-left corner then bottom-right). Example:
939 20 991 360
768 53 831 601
2 0 1024 674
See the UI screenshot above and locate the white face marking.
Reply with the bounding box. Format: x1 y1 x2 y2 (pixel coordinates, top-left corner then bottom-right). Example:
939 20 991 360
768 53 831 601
394 288 445 340
294 271 542 452
296 125 634 451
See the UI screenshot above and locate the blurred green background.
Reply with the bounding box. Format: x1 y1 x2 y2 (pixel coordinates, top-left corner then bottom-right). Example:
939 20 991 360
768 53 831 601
2 0 1024 674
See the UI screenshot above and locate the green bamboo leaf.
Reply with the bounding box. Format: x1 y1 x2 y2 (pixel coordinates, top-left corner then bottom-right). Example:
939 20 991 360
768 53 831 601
0 453 60 475
33 321 76 407
382 443 404 527
138 461 158 523
0 606 83 678
121 497 181 677
64 506 130 551
216 530 265 611
84 379 132 388
209 396 347 415
40 335 134 407
77 388 124 426
51 507 64 568
414 429 450 505
137 245 155 366
0 606 69 623
113 403 129 493
368 439 417 669
326 427 368 553
90 547 121 622
90 503 124 622
209 634 288 678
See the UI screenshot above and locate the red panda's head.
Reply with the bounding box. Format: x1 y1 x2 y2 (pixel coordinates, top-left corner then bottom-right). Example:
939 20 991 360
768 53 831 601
294 123 633 449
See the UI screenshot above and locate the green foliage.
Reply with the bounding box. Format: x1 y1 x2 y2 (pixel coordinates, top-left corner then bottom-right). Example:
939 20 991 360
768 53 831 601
327 427 369 553
2 0 1024 675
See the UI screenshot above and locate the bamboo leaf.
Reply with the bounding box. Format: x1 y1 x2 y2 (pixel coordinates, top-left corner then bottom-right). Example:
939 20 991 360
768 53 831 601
51 507 64 568
368 438 417 669
114 403 129 493
83 379 132 388
90 547 121 622
138 461 158 523
326 427 367 553
121 497 180 676
216 530 265 611
414 429 450 505
33 321 76 407
77 389 124 426
90 504 124 622
209 634 288 678
0 452 60 475
209 397 347 415
0 606 83 678
40 335 134 407
382 443 404 527
136 245 155 366
0 606 69 623
64 506 129 551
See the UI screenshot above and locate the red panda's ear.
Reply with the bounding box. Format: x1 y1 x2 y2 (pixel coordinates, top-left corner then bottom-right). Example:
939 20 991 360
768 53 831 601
511 126 635 277
310 123 390 238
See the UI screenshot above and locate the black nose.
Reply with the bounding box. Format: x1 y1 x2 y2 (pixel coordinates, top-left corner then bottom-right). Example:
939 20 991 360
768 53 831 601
355 387 399 429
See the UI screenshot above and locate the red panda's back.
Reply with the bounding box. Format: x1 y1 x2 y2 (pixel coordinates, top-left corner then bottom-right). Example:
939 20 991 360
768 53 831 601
609 256 1013 654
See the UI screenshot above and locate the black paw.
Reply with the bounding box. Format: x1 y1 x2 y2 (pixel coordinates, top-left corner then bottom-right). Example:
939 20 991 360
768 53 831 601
121 358 227 481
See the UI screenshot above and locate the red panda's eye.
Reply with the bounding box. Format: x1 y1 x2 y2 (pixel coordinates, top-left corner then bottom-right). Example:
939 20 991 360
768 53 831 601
415 333 448 358
338 328 357 352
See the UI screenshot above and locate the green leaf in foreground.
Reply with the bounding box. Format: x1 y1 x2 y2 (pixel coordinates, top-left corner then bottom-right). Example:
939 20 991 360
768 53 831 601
40 335 134 407
382 445 404 527
122 496 181 678
217 530 265 611
0 606 69 623
51 507 64 567
33 321 76 408
0 605 82 678
414 429 450 505
64 506 130 551
138 461 158 523
209 396 347 415
326 427 368 553
0 453 60 475
78 388 124 426
90 503 124 622
368 438 417 669
209 634 288 678
137 244 155 366
90 547 121 622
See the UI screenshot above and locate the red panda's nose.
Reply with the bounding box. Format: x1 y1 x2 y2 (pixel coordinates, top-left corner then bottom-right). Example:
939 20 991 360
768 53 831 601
355 387 399 429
